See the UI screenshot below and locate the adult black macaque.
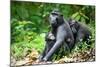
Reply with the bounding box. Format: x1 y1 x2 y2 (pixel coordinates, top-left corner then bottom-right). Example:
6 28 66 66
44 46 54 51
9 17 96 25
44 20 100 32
39 9 75 62
68 19 92 44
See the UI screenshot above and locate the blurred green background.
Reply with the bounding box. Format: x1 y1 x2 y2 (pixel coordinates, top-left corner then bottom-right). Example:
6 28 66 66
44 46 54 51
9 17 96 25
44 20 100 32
11 1 95 61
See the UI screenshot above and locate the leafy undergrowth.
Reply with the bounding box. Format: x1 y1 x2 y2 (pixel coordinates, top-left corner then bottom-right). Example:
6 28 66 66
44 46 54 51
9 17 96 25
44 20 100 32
11 47 95 66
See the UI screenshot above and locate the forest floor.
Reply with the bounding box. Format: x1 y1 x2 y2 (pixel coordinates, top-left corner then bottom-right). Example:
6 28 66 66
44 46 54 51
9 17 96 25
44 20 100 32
11 47 95 66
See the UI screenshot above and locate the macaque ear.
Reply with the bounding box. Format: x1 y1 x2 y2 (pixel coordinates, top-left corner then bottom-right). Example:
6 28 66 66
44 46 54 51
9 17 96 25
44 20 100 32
74 21 79 26
60 14 63 17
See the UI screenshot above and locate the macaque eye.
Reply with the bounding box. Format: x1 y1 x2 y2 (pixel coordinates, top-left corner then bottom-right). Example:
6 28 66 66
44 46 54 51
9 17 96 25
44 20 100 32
51 13 58 16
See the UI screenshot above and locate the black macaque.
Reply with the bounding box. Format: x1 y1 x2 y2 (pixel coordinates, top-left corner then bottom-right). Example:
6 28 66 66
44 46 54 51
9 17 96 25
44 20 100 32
39 32 56 61
68 19 92 44
39 32 69 61
39 9 75 62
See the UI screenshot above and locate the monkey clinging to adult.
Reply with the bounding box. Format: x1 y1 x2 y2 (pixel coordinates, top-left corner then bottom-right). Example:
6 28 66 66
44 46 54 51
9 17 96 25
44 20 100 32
68 19 92 44
39 9 75 62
